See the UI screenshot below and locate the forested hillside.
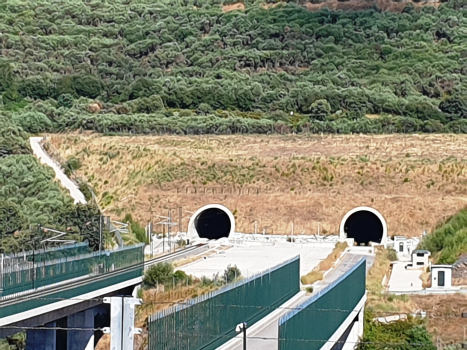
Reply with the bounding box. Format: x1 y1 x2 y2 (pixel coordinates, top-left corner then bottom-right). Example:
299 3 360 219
0 117 102 253
0 0 466 134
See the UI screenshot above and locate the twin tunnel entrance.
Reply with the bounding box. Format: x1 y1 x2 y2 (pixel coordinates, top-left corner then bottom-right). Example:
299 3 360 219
188 204 387 246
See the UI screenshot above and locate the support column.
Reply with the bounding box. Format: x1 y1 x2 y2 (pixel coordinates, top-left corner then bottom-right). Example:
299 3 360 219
67 309 94 350
26 322 56 350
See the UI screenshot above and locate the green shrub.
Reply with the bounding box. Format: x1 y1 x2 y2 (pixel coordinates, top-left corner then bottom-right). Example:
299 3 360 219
418 207 467 264
0 200 28 236
0 123 31 158
387 247 398 261
122 214 148 244
357 311 436 350
12 112 52 133
64 156 82 176
144 263 174 287
57 94 74 108
224 264 241 283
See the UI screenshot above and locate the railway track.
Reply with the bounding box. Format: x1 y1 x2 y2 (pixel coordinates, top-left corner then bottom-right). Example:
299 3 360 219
144 243 207 269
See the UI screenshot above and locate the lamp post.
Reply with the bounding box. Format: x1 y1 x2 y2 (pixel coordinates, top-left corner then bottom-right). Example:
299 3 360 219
235 322 247 350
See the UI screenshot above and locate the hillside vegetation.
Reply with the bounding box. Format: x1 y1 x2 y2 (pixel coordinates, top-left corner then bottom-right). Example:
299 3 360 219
49 133 467 237
419 207 467 264
0 0 466 134
0 117 103 253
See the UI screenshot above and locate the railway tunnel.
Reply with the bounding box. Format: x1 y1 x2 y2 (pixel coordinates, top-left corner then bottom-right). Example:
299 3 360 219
339 206 387 246
188 204 235 241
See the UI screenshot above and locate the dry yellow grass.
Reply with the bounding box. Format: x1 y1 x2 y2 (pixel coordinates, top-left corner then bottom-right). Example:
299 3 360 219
222 2 245 12
47 133 467 237
410 294 467 346
301 241 348 284
301 270 324 285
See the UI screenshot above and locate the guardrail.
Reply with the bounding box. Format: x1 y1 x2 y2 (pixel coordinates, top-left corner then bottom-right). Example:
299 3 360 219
144 243 208 270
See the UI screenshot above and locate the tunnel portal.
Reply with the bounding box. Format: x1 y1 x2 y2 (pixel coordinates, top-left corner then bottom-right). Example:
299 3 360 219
340 207 387 245
194 208 232 240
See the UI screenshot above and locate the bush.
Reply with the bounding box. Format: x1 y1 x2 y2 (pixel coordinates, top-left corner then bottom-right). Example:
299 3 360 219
123 214 148 244
143 263 174 287
57 94 74 108
357 311 436 350
64 156 82 176
224 264 241 283
387 247 398 261
197 103 213 116
0 200 28 236
12 112 52 133
130 95 165 114
173 270 192 285
0 123 31 158
418 207 467 264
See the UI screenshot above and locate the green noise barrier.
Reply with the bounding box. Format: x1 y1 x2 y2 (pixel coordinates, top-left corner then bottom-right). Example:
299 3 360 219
278 258 366 350
148 256 300 350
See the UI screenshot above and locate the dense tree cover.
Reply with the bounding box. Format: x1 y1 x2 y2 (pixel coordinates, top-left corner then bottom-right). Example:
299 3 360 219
0 120 104 252
357 311 436 350
0 0 466 133
418 207 467 264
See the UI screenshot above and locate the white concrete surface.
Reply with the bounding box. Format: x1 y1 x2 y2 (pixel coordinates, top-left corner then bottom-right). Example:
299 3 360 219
387 262 423 293
30 137 87 205
179 243 334 279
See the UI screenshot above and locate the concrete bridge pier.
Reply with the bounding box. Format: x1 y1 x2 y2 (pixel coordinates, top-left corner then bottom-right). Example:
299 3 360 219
26 322 57 350
67 309 94 350
26 309 94 350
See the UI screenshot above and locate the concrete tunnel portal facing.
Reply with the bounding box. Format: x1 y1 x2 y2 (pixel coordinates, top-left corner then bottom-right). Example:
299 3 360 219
188 204 236 241
339 206 387 246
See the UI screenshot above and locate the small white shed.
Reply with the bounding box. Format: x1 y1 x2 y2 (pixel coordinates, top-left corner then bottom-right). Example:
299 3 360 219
431 265 452 289
394 236 408 255
411 250 431 268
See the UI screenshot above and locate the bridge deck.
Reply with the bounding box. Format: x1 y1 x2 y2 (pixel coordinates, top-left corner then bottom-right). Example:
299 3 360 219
217 252 374 350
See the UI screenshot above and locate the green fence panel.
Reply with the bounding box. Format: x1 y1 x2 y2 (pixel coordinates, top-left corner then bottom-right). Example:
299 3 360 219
0 244 144 298
0 264 144 319
278 258 366 350
148 256 300 350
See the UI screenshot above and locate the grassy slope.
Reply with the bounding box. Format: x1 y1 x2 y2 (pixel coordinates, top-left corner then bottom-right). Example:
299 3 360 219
49 133 467 237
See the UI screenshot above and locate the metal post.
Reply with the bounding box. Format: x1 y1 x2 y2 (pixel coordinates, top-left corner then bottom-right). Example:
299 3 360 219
167 209 172 253
0 249 4 294
242 323 247 350
178 207 182 234
32 240 36 290
99 215 103 254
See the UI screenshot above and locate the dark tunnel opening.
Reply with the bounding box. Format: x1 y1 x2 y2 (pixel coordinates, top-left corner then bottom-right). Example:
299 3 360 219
344 210 384 245
195 208 231 240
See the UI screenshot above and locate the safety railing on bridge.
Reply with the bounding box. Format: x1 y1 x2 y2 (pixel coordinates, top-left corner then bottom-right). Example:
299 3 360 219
148 256 300 350
278 258 366 350
0 243 144 299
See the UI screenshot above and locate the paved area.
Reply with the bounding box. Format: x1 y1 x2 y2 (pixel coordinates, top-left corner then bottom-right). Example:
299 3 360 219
30 137 87 204
179 243 334 278
388 262 423 293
